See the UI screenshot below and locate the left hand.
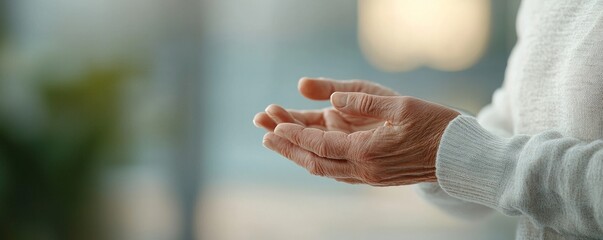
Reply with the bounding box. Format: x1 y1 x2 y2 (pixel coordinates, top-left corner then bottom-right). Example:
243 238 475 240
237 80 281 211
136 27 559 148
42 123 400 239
262 92 459 186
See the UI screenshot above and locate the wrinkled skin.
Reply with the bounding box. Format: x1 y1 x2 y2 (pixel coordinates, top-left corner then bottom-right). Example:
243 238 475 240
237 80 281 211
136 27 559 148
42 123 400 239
253 77 459 186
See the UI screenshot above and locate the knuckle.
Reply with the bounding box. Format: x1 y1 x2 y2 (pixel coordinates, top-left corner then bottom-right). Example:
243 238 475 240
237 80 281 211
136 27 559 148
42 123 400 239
315 131 329 157
317 141 329 158
281 145 296 160
307 161 326 177
322 131 347 158
398 96 418 112
291 128 303 144
357 93 374 115
392 96 417 122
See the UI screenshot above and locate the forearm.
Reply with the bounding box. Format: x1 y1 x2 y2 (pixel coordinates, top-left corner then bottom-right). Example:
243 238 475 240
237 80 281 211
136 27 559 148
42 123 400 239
414 90 513 220
437 116 603 238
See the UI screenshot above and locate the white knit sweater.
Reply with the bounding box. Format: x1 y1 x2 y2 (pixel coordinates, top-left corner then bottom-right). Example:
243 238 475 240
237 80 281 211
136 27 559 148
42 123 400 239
416 0 603 239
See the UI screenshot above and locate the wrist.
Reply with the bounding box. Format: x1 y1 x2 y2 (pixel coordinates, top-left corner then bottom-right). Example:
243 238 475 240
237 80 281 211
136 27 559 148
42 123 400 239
430 111 461 176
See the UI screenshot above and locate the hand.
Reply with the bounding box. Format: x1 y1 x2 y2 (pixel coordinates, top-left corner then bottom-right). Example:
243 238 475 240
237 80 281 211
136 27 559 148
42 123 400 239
253 77 398 133
262 92 460 186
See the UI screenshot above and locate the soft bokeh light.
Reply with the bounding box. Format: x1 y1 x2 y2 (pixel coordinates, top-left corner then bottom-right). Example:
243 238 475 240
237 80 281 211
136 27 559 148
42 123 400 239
0 0 520 239
359 0 491 72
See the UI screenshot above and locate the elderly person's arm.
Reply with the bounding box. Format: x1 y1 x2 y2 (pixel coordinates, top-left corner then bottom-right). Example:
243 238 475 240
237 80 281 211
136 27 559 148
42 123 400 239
256 79 603 238
435 115 603 238
415 88 513 220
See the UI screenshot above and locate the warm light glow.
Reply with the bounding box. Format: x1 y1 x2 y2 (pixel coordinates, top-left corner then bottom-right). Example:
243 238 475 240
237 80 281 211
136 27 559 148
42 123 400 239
358 0 490 72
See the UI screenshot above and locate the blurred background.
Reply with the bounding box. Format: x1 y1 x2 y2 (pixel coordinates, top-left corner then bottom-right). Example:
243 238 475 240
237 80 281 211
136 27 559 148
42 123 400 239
0 0 521 239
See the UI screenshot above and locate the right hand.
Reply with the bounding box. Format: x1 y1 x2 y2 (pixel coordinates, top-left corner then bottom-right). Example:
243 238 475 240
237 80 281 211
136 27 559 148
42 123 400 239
253 77 399 133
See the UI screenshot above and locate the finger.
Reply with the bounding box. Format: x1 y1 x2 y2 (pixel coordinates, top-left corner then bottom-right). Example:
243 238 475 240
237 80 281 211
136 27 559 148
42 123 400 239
273 123 356 160
331 92 410 123
298 77 397 100
263 133 353 178
265 104 303 125
267 107 329 130
253 112 277 131
287 109 326 129
324 109 352 133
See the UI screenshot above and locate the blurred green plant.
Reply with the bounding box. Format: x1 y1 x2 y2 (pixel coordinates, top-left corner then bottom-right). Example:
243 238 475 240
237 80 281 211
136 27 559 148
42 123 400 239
0 64 134 240
0 0 6 44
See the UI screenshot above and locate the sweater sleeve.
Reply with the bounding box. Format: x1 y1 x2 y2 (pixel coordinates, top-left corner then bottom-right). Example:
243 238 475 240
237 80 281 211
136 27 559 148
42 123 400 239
414 88 513 220
437 115 603 238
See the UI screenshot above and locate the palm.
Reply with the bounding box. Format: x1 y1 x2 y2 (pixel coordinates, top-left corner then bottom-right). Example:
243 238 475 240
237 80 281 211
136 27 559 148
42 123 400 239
317 108 383 133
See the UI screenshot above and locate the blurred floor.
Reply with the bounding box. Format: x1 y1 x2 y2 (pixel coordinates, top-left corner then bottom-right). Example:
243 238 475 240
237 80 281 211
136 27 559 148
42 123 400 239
198 183 516 240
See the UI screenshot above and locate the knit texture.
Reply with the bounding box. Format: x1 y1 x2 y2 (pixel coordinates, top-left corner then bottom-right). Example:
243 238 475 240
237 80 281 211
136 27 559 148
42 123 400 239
415 0 603 239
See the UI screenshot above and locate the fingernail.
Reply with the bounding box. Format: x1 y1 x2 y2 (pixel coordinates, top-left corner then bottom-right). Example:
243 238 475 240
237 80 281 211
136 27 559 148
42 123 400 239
332 92 347 108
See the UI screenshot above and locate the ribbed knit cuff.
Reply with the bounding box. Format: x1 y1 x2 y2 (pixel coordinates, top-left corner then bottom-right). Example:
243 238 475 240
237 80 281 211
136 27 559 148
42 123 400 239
435 115 514 209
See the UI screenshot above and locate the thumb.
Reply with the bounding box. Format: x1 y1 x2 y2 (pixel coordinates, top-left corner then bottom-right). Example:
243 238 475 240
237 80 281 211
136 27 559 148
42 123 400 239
330 92 408 122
